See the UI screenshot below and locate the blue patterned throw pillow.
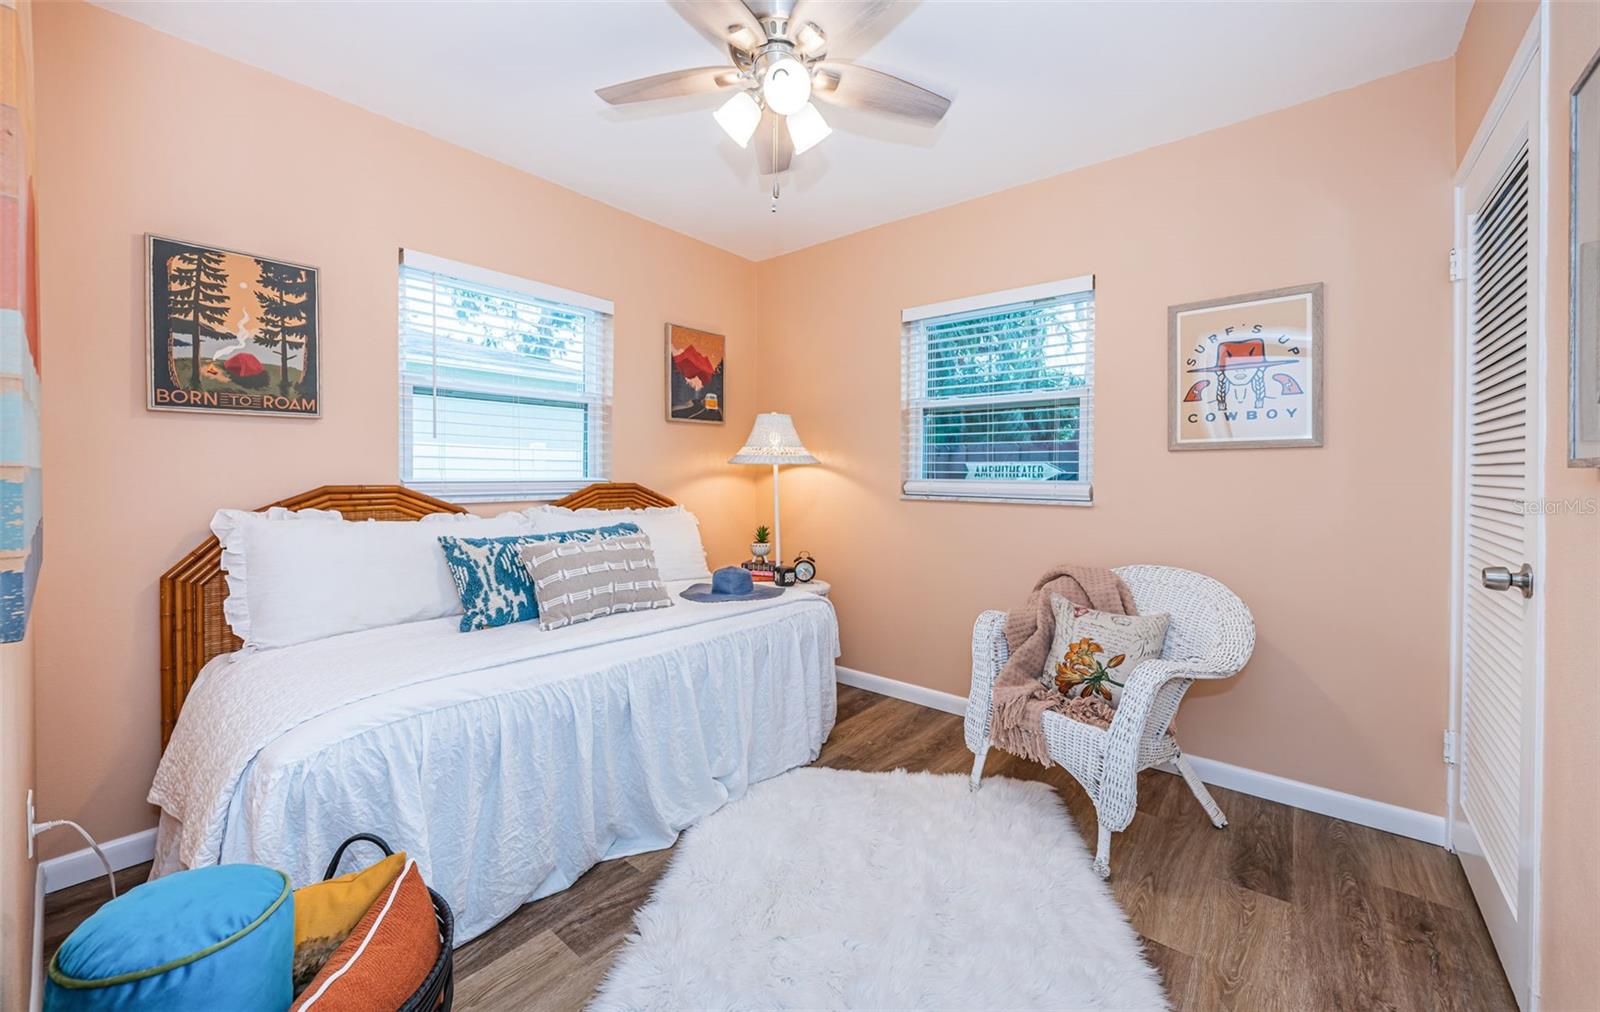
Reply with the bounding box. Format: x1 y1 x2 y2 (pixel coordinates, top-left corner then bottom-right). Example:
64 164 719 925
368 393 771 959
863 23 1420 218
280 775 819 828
438 523 643 632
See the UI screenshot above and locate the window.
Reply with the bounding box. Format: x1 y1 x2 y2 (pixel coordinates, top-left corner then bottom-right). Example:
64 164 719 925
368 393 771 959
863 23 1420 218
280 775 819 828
399 250 613 501
901 276 1095 504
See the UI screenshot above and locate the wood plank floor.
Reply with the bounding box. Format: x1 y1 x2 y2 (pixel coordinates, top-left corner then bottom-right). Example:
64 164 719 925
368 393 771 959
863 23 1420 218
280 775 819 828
45 685 1515 1010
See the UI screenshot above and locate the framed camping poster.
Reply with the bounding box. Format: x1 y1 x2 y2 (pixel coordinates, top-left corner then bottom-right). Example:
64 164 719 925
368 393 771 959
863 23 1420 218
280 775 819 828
147 235 320 416
1169 283 1323 450
666 323 725 423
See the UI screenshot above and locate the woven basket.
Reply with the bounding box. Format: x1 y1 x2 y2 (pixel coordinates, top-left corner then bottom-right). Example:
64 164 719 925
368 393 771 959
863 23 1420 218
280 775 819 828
321 834 454 1012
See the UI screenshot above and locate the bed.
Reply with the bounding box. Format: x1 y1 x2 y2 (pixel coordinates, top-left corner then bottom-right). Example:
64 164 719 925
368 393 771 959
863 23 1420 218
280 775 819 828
148 483 839 943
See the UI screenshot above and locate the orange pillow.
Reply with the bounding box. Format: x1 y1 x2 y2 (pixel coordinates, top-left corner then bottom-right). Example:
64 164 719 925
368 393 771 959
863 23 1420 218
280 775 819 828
292 851 406 990
292 858 440 1011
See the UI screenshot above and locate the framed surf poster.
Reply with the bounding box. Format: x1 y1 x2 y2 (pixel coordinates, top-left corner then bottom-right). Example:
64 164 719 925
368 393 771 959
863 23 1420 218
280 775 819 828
666 323 724 423
147 235 320 416
1168 283 1323 450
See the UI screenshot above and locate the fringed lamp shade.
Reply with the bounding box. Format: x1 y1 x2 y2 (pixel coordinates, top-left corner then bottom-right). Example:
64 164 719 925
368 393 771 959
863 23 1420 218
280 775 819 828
729 413 818 466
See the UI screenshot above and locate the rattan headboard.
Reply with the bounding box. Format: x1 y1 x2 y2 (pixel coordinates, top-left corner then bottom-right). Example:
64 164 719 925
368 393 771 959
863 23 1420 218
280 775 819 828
158 482 677 746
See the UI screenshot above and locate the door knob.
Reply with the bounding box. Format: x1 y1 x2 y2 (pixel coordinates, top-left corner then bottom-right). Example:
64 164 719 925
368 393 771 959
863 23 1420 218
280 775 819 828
1482 563 1534 599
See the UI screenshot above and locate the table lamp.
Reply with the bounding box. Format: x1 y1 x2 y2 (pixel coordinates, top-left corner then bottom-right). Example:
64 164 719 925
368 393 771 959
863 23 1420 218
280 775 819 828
730 413 817 566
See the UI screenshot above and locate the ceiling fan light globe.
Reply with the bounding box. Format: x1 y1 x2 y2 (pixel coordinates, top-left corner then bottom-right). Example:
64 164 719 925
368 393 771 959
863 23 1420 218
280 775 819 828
761 56 811 116
795 22 826 55
713 90 762 148
786 101 832 155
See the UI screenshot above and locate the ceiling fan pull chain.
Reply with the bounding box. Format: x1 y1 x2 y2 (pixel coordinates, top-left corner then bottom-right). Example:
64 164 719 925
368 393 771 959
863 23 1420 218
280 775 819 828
769 115 782 211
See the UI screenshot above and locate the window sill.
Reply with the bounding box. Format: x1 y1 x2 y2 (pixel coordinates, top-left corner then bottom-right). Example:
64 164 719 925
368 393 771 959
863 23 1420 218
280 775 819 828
901 479 1093 506
403 479 599 504
901 493 1095 507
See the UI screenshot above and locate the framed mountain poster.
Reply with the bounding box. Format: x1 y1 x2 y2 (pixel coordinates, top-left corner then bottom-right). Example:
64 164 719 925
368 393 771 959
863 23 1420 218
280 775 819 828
146 235 320 416
1169 283 1323 450
667 323 724 423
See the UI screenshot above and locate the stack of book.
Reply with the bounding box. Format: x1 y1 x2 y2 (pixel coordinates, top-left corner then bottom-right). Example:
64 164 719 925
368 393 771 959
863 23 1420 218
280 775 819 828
741 559 775 582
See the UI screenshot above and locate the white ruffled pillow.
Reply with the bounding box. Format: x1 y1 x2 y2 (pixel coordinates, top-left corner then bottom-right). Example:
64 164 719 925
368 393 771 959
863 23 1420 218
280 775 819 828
523 504 711 583
211 508 531 651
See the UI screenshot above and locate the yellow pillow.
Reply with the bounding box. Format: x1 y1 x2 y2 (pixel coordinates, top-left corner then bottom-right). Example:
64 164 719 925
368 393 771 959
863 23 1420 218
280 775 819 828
291 851 405 992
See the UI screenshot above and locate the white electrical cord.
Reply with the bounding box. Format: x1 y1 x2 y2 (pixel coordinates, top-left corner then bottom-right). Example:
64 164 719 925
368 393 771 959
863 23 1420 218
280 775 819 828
34 820 117 899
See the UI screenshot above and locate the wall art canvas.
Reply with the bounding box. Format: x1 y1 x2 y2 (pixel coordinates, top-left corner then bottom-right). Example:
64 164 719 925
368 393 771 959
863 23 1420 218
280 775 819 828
667 323 724 423
1169 283 1323 450
147 235 319 416
1571 48 1600 465
1 0 42 643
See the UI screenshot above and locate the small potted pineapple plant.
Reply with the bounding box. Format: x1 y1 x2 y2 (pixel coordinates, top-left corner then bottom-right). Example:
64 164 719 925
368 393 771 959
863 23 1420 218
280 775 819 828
750 525 772 562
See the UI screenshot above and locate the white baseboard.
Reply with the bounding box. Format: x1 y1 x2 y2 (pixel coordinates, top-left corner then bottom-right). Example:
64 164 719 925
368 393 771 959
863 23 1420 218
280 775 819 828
1161 755 1447 846
30 866 43 1012
39 826 157 895
835 667 1448 847
837 666 967 716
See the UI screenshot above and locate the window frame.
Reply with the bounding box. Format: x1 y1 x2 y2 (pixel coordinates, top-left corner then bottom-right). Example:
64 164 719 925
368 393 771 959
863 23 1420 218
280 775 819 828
901 275 1095 506
398 250 614 502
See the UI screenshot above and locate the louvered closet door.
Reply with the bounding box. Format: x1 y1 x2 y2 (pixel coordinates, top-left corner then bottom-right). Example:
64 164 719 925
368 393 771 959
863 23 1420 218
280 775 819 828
1452 53 1540 1011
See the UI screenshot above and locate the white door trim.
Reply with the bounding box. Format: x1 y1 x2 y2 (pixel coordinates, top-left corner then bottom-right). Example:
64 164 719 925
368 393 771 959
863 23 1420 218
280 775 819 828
1448 13 1546 1009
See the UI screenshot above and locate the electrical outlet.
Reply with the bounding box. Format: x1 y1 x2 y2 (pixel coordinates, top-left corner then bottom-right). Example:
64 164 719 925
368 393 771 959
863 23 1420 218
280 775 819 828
25 789 34 860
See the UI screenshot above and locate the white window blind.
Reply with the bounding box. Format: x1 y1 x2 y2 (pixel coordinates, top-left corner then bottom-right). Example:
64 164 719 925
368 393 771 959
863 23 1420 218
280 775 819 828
901 276 1094 504
398 250 613 501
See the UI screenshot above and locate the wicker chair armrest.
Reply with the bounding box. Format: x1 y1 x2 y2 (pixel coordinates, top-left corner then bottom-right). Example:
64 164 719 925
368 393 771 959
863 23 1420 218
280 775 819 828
1107 660 1191 735
964 610 1010 752
1091 660 1196 830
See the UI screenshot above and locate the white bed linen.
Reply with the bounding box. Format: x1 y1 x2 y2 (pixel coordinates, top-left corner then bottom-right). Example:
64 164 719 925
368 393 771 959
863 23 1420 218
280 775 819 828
150 584 838 942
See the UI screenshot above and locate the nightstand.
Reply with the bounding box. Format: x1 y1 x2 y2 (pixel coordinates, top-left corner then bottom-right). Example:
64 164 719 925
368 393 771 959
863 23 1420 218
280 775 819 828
787 579 831 598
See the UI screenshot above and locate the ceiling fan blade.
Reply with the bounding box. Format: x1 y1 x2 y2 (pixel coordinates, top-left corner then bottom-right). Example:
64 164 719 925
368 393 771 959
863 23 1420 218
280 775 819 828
595 67 740 106
812 61 950 125
787 0 892 50
754 108 794 175
668 0 767 53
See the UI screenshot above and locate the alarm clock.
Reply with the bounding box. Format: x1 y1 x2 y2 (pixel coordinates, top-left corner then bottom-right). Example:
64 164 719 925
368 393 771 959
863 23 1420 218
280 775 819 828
792 552 817 583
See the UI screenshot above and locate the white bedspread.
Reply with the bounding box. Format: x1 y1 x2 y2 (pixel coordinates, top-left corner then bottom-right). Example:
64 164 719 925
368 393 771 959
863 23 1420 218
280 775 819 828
149 585 838 942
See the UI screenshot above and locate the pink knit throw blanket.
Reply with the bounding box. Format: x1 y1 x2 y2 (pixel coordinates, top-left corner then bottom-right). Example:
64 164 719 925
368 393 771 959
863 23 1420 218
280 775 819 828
989 565 1137 765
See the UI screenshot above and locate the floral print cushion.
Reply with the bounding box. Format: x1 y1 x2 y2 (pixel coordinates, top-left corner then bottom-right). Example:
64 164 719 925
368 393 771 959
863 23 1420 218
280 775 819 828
1041 596 1170 708
438 522 642 632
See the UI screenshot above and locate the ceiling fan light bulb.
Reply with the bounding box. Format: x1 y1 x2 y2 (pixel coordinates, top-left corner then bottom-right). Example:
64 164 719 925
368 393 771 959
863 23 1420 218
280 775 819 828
713 90 762 148
761 56 811 116
795 22 825 55
786 101 832 155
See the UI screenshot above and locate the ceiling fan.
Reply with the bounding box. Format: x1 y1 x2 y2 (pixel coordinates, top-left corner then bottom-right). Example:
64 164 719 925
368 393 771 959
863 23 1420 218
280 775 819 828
595 0 951 180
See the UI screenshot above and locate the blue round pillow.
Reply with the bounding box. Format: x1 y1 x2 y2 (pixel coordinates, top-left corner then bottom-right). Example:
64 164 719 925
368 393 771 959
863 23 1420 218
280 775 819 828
46 864 292 1012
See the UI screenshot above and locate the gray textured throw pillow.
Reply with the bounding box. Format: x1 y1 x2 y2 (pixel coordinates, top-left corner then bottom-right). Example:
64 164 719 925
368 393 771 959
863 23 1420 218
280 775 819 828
518 533 673 630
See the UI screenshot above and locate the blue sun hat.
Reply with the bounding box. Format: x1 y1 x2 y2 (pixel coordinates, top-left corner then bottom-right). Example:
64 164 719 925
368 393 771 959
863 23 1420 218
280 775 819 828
681 566 784 602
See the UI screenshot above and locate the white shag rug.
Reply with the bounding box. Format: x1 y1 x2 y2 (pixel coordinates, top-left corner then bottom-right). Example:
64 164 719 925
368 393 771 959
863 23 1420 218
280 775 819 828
591 768 1168 1011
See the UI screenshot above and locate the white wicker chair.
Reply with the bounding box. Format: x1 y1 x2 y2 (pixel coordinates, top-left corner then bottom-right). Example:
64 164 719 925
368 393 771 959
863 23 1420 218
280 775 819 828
966 565 1255 879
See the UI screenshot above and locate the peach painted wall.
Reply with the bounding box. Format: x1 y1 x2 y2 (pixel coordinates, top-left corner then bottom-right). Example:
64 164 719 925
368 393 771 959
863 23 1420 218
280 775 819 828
1 0 38 1005
1 628 36 1012
29 1 760 859
1534 3 1600 1006
1453 0 1538 163
756 61 1457 815
0 632 34 1010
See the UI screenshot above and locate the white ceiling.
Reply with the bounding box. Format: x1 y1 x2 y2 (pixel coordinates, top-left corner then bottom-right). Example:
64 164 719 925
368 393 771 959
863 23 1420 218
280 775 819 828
100 1 1470 261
